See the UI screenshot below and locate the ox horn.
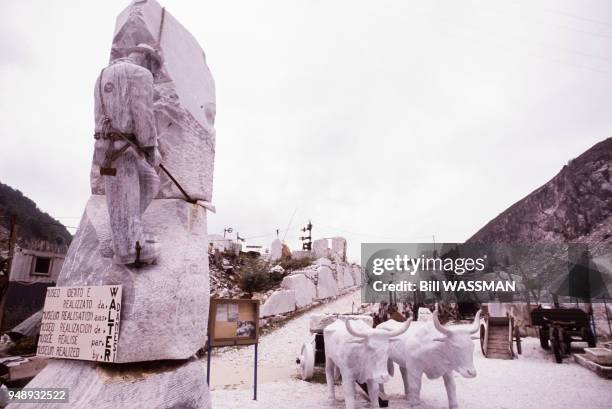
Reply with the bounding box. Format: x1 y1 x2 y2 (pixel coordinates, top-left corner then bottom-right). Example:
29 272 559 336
433 311 453 336
382 318 412 338
345 319 369 338
469 310 482 334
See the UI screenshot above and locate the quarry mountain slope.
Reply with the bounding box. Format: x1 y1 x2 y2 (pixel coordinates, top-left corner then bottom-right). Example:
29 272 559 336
468 137 612 245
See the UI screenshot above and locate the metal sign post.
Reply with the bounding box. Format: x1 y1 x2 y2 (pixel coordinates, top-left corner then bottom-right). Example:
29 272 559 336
206 298 260 399
206 340 212 386
253 343 258 400
205 341 258 400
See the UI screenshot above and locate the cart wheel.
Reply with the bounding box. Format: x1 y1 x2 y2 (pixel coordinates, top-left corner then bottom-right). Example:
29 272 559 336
585 328 596 348
539 327 550 350
479 324 486 356
297 342 315 380
551 327 562 364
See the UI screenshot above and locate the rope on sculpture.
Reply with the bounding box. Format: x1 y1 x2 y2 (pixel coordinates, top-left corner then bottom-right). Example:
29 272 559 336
158 7 166 47
95 67 198 206
95 12 216 211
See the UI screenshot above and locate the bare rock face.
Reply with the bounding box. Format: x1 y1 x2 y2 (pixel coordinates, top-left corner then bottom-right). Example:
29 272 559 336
91 0 216 202
8 359 210 409
468 138 612 244
59 196 209 362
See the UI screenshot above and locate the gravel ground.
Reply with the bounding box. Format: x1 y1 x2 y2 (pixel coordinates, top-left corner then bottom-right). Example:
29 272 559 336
209 291 612 408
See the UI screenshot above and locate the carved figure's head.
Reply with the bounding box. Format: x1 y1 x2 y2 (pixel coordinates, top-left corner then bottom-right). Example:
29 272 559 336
126 43 163 73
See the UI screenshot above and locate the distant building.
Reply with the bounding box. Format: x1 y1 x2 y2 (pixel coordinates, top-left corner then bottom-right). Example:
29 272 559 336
9 247 64 284
0 245 66 332
207 234 241 255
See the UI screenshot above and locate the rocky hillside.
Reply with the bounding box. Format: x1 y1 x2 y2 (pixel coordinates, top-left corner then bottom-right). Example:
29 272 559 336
468 138 612 244
0 181 72 249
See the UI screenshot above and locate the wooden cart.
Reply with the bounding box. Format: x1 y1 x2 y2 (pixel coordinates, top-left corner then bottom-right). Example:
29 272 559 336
530 306 596 363
479 313 521 360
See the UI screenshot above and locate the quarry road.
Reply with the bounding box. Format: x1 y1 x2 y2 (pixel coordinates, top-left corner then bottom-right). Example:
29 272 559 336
206 289 362 391
209 296 612 409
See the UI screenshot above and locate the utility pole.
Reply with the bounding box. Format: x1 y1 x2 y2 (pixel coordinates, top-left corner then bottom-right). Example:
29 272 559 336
300 221 313 251
6 214 17 275
0 214 16 331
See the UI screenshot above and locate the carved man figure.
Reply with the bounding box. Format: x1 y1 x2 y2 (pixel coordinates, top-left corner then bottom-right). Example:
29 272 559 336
93 43 162 265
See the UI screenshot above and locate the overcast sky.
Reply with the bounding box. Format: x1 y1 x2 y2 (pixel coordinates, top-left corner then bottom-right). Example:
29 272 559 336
1 0 612 261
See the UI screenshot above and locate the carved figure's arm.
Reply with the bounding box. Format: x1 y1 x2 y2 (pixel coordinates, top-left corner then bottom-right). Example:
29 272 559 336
130 68 158 151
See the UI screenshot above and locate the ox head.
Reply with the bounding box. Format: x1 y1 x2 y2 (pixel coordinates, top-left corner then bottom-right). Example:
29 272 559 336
345 318 412 384
431 309 480 378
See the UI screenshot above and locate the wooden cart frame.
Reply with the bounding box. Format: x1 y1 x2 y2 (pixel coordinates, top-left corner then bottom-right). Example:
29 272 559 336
530 306 596 364
480 313 522 360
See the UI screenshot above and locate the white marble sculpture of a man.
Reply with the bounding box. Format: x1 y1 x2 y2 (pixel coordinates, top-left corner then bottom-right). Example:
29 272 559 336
93 43 162 265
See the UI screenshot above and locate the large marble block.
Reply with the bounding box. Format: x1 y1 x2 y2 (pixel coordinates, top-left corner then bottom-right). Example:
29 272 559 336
313 238 329 259
57 195 209 363
351 265 363 286
91 0 216 202
331 237 347 261
342 264 355 288
281 274 316 308
316 266 338 299
270 238 282 261
7 359 210 409
260 290 296 317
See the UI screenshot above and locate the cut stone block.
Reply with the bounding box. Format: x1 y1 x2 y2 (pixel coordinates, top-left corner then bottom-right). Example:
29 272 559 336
584 347 612 365
281 274 316 308
313 239 329 259
343 265 355 288
56 195 209 363
351 265 362 286
331 237 347 261
7 358 210 409
315 257 332 267
574 353 612 379
335 264 351 289
291 250 314 259
270 238 282 261
260 290 296 317
316 266 338 299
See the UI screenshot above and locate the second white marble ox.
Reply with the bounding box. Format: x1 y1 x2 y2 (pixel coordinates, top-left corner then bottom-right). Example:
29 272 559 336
378 310 481 409
324 318 412 409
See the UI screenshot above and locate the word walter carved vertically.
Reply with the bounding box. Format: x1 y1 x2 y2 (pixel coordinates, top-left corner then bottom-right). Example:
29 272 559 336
14 0 216 408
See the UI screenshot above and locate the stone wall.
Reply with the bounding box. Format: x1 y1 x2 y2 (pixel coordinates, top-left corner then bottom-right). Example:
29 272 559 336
259 258 363 317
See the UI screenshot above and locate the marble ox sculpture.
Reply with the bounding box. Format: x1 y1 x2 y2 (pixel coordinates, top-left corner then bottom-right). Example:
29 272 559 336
378 310 481 409
324 318 412 409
